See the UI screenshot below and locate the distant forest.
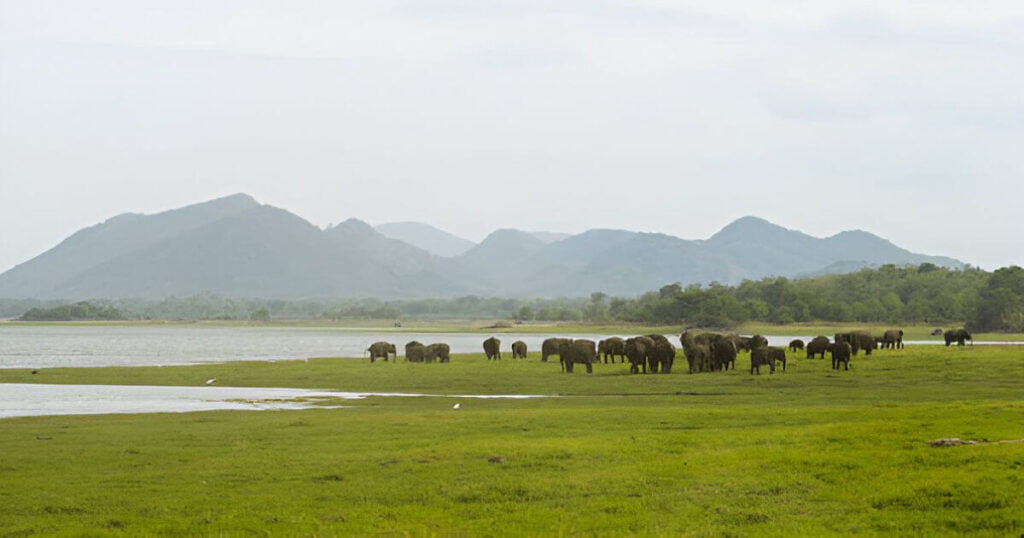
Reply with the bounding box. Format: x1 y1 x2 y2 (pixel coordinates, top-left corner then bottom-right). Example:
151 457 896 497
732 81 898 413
5 264 1024 332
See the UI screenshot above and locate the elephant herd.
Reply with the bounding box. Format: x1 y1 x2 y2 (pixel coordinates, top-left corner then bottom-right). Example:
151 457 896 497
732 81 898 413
366 325 972 372
367 340 450 363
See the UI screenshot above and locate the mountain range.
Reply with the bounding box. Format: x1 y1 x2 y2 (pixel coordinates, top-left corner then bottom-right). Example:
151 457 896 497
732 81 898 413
0 194 964 300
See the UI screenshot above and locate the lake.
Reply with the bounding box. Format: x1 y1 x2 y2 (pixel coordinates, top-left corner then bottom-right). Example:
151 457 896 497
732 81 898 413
0 325 980 370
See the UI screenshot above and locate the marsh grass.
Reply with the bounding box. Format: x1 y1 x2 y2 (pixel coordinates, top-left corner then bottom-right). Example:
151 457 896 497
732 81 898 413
2 345 1023 535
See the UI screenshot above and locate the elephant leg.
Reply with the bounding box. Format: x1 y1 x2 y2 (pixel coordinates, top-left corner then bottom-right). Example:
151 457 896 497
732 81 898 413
630 364 638 374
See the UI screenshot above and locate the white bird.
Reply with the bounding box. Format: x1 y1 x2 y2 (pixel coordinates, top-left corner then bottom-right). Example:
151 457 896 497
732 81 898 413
205 378 217 385
452 403 461 409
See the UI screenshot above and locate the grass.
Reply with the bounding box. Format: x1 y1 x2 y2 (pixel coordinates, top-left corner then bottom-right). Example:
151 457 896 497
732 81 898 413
2 345 1023 535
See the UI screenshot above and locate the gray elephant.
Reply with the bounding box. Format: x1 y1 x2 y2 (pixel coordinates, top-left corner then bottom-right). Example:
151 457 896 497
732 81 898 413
944 329 972 347
788 339 804 353
881 329 904 349
831 341 852 370
367 341 396 363
598 337 627 363
624 336 653 374
559 338 598 374
483 337 502 360
541 337 570 362
405 341 425 363
835 331 875 355
679 331 711 374
806 336 829 359
646 338 676 374
750 347 776 374
424 343 450 363
766 347 786 372
511 340 527 359
710 336 737 371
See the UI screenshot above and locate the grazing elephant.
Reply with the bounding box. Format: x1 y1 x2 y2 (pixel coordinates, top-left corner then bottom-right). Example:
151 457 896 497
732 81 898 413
806 336 829 359
483 337 502 360
944 329 972 347
831 341 852 370
598 337 627 363
679 331 712 373
559 339 598 374
646 339 676 374
424 343 450 363
750 347 776 374
835 331 875 356
624 336 653 374
881 329 904 349
541 338 570 362
367 341 396 363
405 341 425 363
511 340 527 359
788 339 804 353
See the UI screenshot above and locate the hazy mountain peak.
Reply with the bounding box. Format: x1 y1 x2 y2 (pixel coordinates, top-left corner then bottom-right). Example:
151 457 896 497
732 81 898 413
375 221 476 257
709 216 797 243
327 218 379 242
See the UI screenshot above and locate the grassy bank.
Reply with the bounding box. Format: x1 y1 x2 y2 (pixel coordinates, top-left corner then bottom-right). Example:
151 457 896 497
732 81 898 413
2 345 1023 535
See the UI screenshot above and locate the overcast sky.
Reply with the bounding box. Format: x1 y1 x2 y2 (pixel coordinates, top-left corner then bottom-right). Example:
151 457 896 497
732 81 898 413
2 1 1022 274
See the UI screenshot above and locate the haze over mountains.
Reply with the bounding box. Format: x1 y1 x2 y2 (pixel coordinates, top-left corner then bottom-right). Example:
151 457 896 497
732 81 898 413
0 194 964 300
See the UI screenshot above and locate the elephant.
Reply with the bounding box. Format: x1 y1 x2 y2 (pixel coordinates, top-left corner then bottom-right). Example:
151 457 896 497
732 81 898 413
881 329 904 349
788 339 804 353
424 343 450 363
624 336 653 374
944 329 972 347
710 336 737 371
483 337 502 360
749 334 769 350
679 331 712 373
598 337 627 363
541 338 570 362
511 340 527 359
559 338 598 374
835 331 875 356
831 341 852 370
646 339 676 374
367 341 396 363
806 336 829 359
405 341 425 363
750 347 776 374
766 346 787 372
733 335 753 352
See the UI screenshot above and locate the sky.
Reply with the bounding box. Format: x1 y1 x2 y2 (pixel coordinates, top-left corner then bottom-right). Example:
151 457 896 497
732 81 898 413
1 1 1023 274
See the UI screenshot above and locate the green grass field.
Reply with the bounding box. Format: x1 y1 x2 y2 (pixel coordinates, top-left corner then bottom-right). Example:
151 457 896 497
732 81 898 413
2 344 1023 535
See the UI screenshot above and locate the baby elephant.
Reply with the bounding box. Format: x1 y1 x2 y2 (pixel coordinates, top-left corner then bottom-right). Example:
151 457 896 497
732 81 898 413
511 340 527 359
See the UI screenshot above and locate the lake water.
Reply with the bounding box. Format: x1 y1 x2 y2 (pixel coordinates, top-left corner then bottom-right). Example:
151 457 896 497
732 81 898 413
0 383 550 419
0 325 999 370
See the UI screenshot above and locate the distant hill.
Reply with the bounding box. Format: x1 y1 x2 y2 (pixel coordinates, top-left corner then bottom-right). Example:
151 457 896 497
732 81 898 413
0 195 966 299
374 222 476 257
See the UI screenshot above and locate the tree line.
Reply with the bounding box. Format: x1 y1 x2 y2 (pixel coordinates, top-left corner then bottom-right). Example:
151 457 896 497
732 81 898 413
4 264 1023 332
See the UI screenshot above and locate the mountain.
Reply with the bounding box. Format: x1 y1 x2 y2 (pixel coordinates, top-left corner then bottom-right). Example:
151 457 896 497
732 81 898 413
374 222 476 257
0 197 966 300
0 195 471 299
